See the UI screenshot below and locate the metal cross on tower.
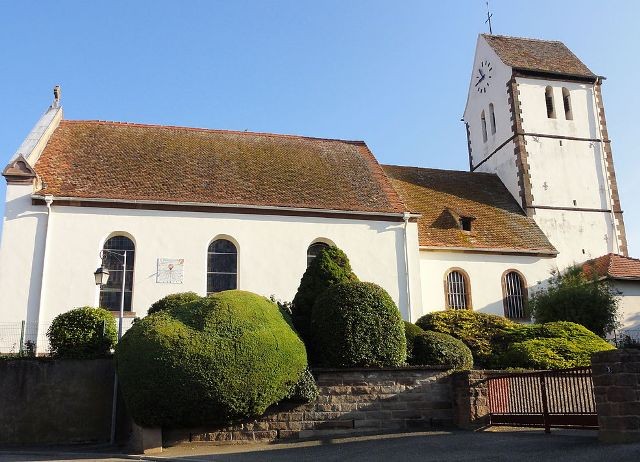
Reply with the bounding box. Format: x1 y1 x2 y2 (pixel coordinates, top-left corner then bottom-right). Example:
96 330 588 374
485 1 493 34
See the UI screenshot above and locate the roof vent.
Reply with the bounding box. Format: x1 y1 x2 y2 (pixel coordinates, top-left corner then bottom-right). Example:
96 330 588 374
460 216 474 232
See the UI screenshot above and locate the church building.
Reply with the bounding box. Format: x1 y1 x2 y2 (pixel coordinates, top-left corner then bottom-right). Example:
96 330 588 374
0 34 636 352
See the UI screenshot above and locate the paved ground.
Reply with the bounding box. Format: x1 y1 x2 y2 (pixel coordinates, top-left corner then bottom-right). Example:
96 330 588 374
2 429 640 462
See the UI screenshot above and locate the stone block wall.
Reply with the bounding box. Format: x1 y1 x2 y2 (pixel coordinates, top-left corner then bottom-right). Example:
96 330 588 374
592 349 640 443
163 367 453 445
450 370 506 429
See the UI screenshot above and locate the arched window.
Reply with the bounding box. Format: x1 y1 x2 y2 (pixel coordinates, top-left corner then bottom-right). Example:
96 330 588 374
545 86 556 119
503 271 527 319
99 235 135 311
445 269 471 310
207 239 238 294
489 103 496 135
307 242 330 267
481 110 488 142
562 87 573 120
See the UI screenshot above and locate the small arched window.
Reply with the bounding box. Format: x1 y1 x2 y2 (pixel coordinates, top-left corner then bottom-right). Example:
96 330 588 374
445 269 471 310
545 86 556 119
503 271 528 319
307 242 330 267
99 235 135 311
562 87 573 120
481 110 488 142
489 103 496 135
207 239 238 294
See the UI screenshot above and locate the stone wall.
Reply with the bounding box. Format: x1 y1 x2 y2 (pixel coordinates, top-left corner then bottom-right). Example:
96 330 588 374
164 367 453 445
450 370 507 429
592 349 640 443
0 358 115 444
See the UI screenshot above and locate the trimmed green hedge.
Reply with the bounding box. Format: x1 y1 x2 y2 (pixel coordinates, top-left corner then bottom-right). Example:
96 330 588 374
291 246 357 345
416 311 614 370
47 307 117 359
286 367 319 403
410 330 473 370
116 290 307 427
403 321 425 363
311 281 406 367
416 310 517 368
147 292 202 315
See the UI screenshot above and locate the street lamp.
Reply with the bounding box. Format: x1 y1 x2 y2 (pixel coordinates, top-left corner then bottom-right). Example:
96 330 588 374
95 249 127 446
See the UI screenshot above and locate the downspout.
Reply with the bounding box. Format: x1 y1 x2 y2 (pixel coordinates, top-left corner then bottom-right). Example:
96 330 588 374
403 212 412 322
35 195 53 354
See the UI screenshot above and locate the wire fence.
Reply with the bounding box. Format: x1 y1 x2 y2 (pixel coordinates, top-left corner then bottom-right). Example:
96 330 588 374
0 318 136 356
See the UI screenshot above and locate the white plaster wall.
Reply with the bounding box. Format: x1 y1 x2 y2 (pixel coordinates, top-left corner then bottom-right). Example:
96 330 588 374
613 280 640 330
0 185 47 325
533 208 614 269
1 204 419 327
418 250 556 317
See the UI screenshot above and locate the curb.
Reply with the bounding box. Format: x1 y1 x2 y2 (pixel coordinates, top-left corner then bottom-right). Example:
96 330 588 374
0 450 187 461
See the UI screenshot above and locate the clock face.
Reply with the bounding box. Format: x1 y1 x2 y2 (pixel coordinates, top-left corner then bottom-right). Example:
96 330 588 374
475 60 492 93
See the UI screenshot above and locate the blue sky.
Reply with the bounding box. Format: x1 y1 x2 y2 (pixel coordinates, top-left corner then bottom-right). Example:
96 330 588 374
1 1 639 254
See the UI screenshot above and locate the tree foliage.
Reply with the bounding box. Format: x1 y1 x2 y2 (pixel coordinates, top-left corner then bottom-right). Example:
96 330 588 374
528 266 620 337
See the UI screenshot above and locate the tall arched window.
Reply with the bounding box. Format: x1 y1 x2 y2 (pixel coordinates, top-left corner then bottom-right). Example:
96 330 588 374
489 103 496 135
545 86 556 119
480 110 488 142
207 239 238 294
503 271 527 319
562 87 573 120
445 269 471 310
307 241 330 267
99 235 135 311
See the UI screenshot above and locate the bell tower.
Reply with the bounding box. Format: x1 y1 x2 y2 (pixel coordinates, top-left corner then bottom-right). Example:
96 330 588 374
463 34 627 268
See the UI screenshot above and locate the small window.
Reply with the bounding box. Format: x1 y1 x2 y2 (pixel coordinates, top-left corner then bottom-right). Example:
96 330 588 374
545 86 556 119
460 217 473 232
99 235 135 311
562 87 573 120
307 242 330 267
445 269 470 310
207 238 238 294
489 103 496 135
503 271 527 319
481 110 488 142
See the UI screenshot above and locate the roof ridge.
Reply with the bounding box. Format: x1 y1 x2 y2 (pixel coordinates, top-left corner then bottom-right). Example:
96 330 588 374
481 33 564 45
382 164 499 177
60 119 367 145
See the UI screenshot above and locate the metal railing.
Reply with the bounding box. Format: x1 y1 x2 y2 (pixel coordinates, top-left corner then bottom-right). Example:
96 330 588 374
487 367 597 432
0 318 136 356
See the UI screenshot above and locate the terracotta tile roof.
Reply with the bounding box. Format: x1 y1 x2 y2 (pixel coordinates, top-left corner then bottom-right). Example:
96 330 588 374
582 254 640 281
482 34 596 79
33 120 406 215
382 165 557 254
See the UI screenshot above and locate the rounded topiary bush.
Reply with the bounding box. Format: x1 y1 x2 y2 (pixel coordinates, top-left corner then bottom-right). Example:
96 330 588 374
410 330 473 370
311 281 406 367
116 290 307 427
47 307 117 359
291 246 357 344
286 367 319 403
403 321 425 363
147 291 202 315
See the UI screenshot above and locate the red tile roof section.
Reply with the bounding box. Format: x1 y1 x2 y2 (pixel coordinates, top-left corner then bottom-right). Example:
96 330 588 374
382 165 557 254
582 254 640 281
483 34 596 79
34 120 407 215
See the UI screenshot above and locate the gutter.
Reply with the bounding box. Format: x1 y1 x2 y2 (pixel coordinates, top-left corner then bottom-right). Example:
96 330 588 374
31 194 422 221
35 195 54 354
402 212 412 322
419 245 558 257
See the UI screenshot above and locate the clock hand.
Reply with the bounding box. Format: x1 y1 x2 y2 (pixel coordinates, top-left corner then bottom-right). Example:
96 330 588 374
475 74 486 86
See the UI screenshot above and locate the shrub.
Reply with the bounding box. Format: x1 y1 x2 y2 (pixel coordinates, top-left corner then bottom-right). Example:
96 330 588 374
291 246 357 344
416 310 518 368
286 367 319 403
116 290 307 427
311 281 406 367
47 307 117 359
410 330 473 370
403 321 425 363
528 266 620 337
147 291 202 315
